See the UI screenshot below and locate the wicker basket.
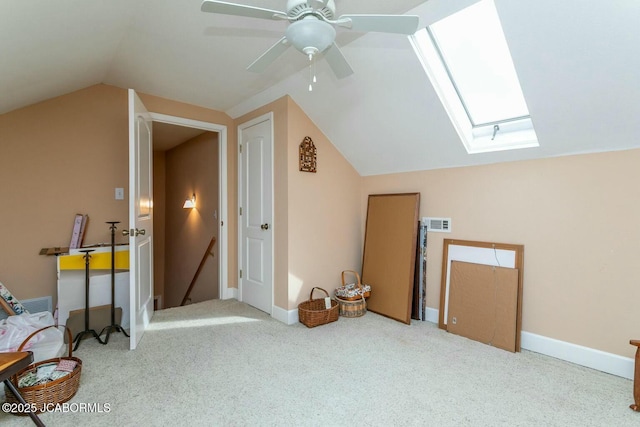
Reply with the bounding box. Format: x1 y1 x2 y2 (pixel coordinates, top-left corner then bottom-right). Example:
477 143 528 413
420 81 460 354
335 294 367 317
335 270 371 301
298 287 339 328
4 325 82 415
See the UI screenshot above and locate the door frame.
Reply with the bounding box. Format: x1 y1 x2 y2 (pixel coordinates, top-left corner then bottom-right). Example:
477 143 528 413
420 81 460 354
237 112 275 313
149 112 229 300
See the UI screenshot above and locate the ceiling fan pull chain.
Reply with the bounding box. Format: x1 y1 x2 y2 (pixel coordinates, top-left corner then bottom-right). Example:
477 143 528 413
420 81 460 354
313 54 317 83
308 52 315 92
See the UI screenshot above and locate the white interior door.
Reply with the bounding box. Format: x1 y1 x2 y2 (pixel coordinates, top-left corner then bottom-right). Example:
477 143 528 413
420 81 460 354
239 114 273 314
128 89 154 350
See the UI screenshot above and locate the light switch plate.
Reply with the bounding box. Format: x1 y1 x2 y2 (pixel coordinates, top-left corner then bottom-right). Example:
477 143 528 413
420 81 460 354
115 188 124 200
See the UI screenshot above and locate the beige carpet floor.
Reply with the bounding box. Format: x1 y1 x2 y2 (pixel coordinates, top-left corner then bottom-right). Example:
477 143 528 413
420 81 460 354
1 299 637 426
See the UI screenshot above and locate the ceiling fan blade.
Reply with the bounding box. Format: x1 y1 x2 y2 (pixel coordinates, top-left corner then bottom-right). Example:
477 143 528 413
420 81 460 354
337 14 420 35
247 37 291 73
324 42 354 79
201 1 287 20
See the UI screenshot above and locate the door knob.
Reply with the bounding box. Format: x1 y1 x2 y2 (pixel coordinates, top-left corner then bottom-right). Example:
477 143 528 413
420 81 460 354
123 228 146 236
261 223 270 230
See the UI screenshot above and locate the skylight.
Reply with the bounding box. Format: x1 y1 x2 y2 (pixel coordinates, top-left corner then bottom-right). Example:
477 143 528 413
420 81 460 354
410 0 538 154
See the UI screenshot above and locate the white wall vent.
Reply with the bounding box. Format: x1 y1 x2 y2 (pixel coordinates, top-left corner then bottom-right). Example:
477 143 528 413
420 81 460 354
23 296 53 314
422 217 452 233
0 296 52 320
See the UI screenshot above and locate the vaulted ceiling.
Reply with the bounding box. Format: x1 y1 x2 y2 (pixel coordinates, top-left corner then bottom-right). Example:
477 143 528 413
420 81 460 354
2 1 639 175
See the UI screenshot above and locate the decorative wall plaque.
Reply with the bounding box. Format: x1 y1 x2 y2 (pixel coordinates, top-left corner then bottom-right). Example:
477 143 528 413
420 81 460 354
299 136 317 173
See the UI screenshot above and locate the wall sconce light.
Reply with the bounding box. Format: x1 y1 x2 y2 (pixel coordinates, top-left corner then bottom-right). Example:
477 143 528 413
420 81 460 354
183 193 196 209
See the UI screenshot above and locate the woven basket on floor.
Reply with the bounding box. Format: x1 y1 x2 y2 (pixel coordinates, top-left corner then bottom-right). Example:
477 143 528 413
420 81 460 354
4 325 82 415
298 287 339 328
335 270 371 301
335 294 366 317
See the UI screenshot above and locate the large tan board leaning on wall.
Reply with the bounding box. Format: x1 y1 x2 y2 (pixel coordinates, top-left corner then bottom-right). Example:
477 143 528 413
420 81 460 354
439 239 525 351
361 193 420 324
447 261 519 352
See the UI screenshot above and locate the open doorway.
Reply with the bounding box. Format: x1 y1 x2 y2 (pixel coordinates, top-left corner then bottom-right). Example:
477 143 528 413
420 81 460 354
150 117 227 310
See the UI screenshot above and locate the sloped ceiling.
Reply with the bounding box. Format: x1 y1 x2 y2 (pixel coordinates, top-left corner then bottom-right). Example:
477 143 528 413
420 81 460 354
2 0 639 175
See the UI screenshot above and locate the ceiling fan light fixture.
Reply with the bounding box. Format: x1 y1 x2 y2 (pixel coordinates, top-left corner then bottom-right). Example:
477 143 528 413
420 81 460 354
285 18 336 55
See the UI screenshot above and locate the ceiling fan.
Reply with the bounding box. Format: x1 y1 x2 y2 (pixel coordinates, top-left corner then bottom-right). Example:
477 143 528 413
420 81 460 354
201 0 419 84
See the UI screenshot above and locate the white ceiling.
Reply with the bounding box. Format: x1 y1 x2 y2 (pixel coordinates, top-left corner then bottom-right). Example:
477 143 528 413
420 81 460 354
2 0 639 175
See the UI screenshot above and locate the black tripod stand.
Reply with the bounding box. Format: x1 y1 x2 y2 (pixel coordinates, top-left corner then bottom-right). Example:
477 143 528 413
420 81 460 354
73 249 106 350
100 221 130 343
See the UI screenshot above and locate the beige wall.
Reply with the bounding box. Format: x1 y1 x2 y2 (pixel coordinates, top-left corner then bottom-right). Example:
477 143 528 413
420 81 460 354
0 85 129 302
362 149 640 358
0 84 236 307
234 96 362 310
285 98 362 308
164 132 219 308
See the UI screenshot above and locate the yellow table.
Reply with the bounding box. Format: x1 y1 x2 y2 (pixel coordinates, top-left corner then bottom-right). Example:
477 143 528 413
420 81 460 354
57 245 130 331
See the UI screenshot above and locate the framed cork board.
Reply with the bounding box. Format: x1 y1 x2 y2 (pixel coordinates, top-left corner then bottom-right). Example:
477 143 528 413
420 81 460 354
361 193 420 324
439 239 524 351
447 261 519 352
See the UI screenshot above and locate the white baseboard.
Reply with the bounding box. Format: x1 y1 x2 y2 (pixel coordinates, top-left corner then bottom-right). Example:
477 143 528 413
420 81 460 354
221 287 238 300
425 309 634 380
520 331 634 380
271 305 298 325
